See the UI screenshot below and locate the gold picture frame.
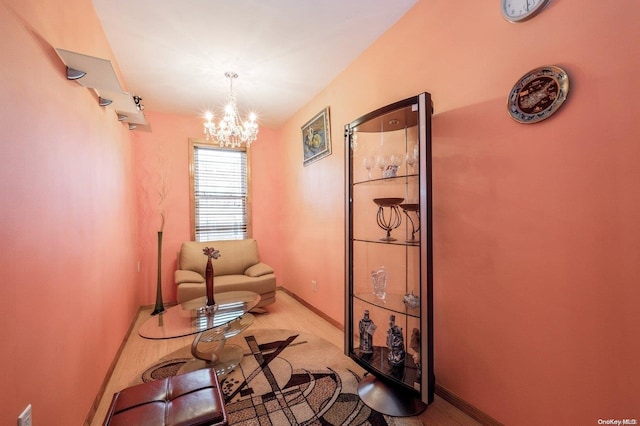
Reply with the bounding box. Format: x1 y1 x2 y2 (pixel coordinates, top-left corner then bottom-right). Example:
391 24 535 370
302 107 331 166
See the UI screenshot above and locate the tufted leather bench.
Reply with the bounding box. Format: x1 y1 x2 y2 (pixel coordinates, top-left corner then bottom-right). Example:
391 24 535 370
103 368 228 426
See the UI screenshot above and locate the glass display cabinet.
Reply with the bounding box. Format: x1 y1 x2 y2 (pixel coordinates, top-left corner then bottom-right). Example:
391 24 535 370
344 93 434 416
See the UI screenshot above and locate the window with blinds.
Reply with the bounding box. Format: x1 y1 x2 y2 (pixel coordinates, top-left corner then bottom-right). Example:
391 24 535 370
192 144 248 241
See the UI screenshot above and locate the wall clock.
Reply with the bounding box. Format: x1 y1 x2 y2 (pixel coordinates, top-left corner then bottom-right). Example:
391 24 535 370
507 65 569 124
502 0 552 23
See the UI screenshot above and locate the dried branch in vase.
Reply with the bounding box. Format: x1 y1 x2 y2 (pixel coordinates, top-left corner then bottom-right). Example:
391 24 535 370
156 153 169 232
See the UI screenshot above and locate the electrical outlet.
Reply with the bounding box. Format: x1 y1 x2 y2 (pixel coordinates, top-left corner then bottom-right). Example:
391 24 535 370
311 280 317 292
18 404 32 426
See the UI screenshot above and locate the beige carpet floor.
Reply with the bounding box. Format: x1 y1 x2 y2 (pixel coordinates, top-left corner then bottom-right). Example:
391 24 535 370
134 328 423 425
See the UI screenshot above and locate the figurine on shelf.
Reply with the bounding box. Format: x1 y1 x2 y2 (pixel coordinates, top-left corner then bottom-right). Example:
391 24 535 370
403 291 420 309
382 164 398 178
386 314 405 367
410 328 421 382
358 310 376 354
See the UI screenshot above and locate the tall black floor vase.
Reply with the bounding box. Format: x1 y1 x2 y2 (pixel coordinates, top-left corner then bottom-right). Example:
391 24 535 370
151 231 165 315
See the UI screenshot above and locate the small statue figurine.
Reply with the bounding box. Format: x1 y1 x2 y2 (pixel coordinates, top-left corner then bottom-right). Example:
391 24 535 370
382 164 398 178
359 310 376 354
410 328 421 381
403 291 420 309
386 314 405 367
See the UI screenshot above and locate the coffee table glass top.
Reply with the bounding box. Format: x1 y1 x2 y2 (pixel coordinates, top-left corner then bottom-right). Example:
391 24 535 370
139 291 260 339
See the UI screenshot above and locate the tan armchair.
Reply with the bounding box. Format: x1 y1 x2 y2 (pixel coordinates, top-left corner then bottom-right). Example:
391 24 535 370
175 239 276 309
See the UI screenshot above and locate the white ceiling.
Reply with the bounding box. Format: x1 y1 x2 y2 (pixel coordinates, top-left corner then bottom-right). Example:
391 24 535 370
91 0 417 127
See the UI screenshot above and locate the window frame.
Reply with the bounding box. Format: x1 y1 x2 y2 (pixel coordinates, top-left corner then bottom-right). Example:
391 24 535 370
188 138 252 241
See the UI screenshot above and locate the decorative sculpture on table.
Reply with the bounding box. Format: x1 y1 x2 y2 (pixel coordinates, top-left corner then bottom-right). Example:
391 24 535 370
371 266 388 299
203 247 221 309
359 310 376 355
386 314 406 367
373 198 403 241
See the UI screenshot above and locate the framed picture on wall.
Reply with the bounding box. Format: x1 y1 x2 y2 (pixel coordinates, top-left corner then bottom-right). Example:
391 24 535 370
302 107 331 166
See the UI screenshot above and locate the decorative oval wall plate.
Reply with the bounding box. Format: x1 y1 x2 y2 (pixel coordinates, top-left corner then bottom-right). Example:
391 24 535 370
507 65 569 124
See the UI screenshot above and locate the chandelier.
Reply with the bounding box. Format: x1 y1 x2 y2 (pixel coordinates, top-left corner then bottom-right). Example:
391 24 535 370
203 72 259 148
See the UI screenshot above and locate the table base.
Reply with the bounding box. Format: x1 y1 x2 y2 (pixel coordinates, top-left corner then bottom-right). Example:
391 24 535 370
178 344 245 378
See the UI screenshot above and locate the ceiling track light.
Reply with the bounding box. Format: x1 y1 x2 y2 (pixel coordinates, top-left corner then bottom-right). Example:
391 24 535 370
65 67 86 80
99 97 112 107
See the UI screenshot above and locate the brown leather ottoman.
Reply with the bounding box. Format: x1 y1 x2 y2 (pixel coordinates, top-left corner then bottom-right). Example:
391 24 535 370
103 368 228 426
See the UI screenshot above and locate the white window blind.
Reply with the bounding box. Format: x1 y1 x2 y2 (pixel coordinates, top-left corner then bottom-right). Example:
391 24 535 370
193 146 247 241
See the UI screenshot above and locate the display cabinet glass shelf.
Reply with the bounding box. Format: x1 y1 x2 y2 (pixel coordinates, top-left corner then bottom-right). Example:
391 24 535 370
344 93 433 416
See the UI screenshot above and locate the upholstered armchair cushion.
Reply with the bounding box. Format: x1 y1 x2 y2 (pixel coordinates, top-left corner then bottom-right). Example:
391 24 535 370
178 239 261 276
245 262 274 277
175 270 205 285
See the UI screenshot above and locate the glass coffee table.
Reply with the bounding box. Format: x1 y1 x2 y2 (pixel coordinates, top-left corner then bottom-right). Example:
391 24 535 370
139 290 260 377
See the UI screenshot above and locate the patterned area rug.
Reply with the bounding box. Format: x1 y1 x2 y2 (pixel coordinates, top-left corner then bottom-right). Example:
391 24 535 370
135 329 422 425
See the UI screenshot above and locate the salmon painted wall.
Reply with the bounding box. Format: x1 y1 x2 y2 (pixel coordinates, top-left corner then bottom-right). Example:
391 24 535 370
132 112 282 306
274 0 640 423
246 126 284 272
0 0 139 425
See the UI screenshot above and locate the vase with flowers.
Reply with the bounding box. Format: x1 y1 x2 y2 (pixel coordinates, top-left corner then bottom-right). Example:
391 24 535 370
203 247 221 307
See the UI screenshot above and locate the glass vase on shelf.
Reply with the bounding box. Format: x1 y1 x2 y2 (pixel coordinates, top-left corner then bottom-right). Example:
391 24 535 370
371 266 388 299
